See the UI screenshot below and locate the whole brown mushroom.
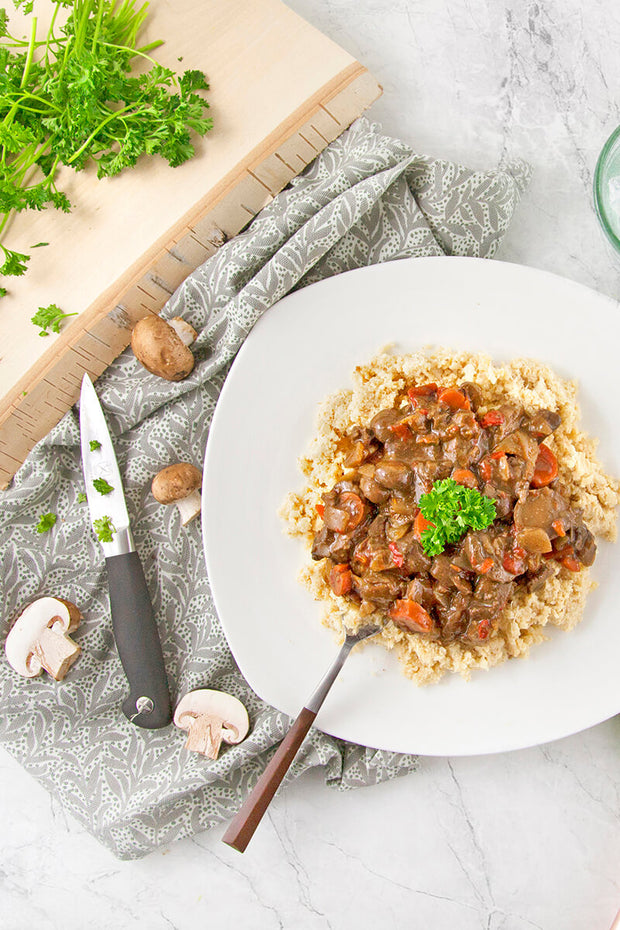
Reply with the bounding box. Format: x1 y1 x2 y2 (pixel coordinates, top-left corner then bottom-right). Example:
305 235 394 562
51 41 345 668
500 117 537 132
131 315 197 381
152 462 203 524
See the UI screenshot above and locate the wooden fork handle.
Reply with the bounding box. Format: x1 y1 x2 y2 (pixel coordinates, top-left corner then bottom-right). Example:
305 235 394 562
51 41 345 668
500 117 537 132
222 706 316 853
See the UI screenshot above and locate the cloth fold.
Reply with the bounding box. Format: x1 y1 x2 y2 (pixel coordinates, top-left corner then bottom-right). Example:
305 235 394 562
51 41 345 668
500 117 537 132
0 119 530 859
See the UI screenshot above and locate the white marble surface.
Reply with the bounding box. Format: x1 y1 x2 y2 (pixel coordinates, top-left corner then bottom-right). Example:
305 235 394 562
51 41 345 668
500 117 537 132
3 1 620 928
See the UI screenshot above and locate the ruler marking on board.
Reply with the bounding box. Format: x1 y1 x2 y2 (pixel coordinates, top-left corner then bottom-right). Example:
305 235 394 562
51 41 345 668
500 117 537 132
274 152 295 172
247 170 275 194
319 103 340 125
310 124 329 144
298 132 319 152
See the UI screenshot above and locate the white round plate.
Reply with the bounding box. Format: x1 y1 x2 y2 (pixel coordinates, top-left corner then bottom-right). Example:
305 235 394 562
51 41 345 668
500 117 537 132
202 257 620 756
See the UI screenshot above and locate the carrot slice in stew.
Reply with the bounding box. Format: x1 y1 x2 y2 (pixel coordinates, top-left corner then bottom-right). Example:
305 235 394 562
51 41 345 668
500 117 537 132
438 388 471 410
552 519 566 537
556 545 581 572
328 564 353 596
388 421 411 439
531 444 558 488
502 546 527 575
413 510 434 540
339 491 365 530
387 599 435 634
452 468 477 489
316 503 325 518
407 383 437 401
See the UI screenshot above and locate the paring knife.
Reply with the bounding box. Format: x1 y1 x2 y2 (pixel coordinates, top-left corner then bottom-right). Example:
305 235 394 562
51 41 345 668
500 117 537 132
79 374 172 729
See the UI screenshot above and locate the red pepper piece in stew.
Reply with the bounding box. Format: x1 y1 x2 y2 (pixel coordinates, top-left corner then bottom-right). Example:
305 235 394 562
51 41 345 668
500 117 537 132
480 410 505 428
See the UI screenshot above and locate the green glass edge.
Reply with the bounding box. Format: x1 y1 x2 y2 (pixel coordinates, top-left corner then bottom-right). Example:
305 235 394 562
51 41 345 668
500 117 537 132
593 125 620 254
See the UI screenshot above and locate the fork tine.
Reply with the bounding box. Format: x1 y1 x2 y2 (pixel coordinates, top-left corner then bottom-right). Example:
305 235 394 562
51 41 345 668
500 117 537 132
344 621 382 644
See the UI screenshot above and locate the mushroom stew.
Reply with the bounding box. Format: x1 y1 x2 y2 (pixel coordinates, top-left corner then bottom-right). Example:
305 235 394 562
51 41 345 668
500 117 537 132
311 381 596 647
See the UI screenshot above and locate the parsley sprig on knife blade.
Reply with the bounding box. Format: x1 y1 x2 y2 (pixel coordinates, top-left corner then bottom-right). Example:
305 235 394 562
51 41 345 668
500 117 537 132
418 478 497 557
0 0 212 289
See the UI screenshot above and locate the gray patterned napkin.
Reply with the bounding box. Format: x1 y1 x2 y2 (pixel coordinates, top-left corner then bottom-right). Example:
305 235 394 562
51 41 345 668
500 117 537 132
0 118 530 859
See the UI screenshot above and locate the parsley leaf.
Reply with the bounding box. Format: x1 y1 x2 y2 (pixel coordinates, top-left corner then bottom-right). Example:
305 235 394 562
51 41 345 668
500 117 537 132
0 246 28 277
418 478 497 557
36 512 57 533
89 439 102 451
93 515 115 542
77 492 87 503
93 477 113 495
31 303 77 336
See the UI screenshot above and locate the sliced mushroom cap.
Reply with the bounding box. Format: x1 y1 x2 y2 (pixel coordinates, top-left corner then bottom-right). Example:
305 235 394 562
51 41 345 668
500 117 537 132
152 462 203 525
527 409 561 437
493 429 540 473
5 596 82 680
174 689 250 759
516 526 553 554
131 315 197 381
514 488 568 533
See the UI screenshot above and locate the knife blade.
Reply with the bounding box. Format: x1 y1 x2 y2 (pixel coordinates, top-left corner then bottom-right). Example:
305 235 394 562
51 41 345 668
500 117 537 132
79 373 172 729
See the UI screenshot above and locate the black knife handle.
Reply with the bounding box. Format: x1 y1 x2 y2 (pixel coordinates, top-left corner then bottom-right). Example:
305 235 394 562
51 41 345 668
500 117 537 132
105 551 172 729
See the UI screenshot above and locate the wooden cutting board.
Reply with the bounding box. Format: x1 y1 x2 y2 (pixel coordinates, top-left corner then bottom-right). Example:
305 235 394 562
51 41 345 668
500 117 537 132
0 0 380 487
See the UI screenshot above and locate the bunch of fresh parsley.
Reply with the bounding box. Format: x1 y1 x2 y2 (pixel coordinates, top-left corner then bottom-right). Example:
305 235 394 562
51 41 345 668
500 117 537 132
418 478 497 557
0 0 212 291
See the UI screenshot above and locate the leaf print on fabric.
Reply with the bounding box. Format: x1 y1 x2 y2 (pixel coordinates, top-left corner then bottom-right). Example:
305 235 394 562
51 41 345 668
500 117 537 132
0 118 529 860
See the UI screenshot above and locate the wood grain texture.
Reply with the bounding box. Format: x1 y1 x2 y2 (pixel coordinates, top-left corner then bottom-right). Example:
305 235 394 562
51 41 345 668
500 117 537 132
0 0 380 487
222 706 317 853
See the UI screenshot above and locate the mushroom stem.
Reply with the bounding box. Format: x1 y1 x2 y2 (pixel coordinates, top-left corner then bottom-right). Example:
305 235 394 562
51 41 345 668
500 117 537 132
169 317 197 347
176 489 202 525
185 715 230 759
32 624 81 680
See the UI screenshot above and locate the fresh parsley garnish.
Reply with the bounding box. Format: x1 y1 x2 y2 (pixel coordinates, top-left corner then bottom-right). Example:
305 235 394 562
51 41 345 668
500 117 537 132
31 304 77 336
93 515 116 542
0 1 213 288
93 477 113 495
89 440 102 451
418 478 497 557
77 492 87 503
36 512 57 534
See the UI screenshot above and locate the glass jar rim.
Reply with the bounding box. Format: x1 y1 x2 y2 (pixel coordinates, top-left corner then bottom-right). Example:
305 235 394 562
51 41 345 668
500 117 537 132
593 125 620 253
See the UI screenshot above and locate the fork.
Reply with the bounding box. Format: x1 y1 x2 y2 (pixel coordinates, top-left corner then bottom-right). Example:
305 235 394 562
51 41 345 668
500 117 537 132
221 622 382 853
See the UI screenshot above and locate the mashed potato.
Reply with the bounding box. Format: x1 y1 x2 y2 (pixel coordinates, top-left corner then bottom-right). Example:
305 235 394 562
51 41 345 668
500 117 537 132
280 348 620 685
